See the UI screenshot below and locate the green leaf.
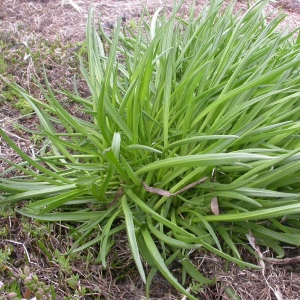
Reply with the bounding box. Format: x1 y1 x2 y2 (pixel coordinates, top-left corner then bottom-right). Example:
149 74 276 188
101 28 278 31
122 195 146 283
136 153 273 175
141 225 197 300
178 253 215 285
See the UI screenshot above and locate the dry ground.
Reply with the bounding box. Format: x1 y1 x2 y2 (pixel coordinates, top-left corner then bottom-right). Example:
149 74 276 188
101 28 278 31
1 0 300 299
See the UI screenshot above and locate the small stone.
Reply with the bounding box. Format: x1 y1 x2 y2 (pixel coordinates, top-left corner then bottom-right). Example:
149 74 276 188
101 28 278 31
7 292 18 299
24 265 30 275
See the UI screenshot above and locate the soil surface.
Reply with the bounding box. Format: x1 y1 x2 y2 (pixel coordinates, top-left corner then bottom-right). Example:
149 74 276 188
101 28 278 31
1 0 300 299
1 0 300 44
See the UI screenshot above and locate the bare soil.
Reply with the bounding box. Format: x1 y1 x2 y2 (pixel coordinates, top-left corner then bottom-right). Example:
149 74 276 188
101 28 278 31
1 0 300 299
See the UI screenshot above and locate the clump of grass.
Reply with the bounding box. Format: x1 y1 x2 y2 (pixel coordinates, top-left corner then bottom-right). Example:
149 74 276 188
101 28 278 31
1 0 300 299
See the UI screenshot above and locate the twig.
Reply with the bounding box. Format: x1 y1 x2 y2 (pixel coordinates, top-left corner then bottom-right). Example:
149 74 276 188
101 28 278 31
4 239 31 264
263 256 300 265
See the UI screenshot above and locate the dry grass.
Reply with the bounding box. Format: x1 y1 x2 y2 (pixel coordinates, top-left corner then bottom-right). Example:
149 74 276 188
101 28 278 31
1 209 300 299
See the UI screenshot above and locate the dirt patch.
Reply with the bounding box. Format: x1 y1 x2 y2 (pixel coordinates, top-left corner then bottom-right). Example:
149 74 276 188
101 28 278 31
1 0 299 45
0 0 183 44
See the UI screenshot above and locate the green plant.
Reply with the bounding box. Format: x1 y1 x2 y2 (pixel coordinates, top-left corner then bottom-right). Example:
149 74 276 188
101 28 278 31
0 265 56 300
0 246 12 272
1 0 300 299
21 266 55 300
14 99 34 115
0 57 7 75
67 274 79 290
129 18 137 30
54 249 72 274
1 87 19 102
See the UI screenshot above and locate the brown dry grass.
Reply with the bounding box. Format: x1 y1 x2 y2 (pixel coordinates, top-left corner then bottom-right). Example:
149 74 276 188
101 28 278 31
1 0 300 299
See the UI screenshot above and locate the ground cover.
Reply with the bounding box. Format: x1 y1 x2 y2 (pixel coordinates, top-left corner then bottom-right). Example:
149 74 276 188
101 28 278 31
1 0 300 299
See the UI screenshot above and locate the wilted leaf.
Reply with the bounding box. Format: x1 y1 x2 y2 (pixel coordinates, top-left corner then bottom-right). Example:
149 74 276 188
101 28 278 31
142 181 173 197
211 197 219 215
142 177 208 197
